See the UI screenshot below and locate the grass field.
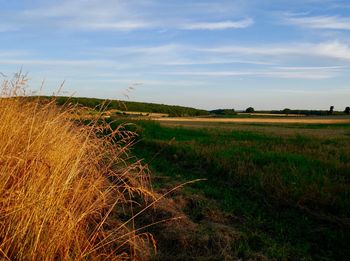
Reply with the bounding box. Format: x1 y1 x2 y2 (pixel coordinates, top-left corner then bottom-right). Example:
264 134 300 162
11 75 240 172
109 119 350 260
6 89 349 260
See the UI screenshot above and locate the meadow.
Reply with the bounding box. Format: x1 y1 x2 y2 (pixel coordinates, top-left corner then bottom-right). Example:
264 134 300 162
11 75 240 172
2 87 350 260
108 119 350 260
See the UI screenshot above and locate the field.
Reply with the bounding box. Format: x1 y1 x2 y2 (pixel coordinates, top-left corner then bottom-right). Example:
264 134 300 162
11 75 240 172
153 116 350 124
3 91 350 260
108 118 350 260
3 1 350 259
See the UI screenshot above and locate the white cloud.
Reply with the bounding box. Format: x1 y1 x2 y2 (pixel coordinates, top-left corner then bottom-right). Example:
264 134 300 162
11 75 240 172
197 46 296 56
104 44 184 55
181 18 254 30
88 42 350 74
161 65 343 79
83 21 153 31
94 44 274 66
197 41 350 61
312 41 350 59
275 65 346 70
0 59 117 67
286 15 350 30
160 59 273 66
101 78 206 87
21 0 151 31
18 1 253 31
22 0 122 19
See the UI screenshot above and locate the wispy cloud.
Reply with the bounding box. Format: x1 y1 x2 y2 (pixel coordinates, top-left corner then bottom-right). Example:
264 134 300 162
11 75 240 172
285 14 350 30
274 65 346 70
312 41 350 59
93 44 275 66
82 21 153 31
181 18 254 30
161 65 343 79
18 1 253 31
102 44 184 55
0 59 117 67
100 78 206 87
160 59 273 66
197 41 350 61
21 0 152 31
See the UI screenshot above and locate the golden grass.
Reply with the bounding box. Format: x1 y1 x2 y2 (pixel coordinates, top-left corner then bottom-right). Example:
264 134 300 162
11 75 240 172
0 74 156 260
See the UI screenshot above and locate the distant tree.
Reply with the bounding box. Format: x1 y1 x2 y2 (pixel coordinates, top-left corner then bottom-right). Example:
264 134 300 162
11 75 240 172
328 106 334 115
246 107 255 113
283 108 291 114
210 109 236 116
345 107 350 115
223 109 236 115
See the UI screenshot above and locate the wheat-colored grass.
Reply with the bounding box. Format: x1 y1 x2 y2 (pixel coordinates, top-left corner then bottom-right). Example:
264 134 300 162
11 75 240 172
0 73 155 260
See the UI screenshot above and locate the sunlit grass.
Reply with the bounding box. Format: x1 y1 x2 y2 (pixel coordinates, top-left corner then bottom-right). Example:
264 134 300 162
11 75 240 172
0 74 156 260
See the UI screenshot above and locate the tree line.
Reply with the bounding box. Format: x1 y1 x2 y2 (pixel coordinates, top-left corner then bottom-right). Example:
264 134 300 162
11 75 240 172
26 96 350 117
33 96 210 117
211 106 350 116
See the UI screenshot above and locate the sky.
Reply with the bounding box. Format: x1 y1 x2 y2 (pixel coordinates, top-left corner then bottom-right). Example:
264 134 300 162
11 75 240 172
1 0 350 110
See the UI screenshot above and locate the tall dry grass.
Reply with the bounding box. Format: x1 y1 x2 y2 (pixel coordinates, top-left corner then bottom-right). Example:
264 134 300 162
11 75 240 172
0 73 155 260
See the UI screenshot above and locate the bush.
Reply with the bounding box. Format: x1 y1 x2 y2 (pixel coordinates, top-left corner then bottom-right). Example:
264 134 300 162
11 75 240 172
282 108 291 114
210 109 236 116
245 107 255 113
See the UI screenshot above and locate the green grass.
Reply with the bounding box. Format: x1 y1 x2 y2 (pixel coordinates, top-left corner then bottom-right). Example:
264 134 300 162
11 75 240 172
110 119 350 260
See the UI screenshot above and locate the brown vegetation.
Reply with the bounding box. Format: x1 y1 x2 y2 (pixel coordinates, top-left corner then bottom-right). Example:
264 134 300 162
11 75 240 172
0 74 156 260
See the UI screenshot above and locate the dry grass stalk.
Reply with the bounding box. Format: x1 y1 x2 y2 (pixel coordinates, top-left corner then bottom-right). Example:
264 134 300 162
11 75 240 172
0 73 156 260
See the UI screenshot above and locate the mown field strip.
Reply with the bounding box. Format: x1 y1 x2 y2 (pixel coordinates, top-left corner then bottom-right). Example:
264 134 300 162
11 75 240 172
153 117 350 124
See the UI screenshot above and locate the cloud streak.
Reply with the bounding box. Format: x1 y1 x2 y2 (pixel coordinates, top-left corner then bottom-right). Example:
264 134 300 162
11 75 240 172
21 1 153 31
82 21 153 31
18 1 253 31
161 65 343 79
197 41 350 61
181 18 254 30
285 14 350 30
0 59 117 67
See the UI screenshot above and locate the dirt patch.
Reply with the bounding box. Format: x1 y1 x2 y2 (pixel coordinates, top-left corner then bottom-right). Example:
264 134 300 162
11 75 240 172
138 193 245 261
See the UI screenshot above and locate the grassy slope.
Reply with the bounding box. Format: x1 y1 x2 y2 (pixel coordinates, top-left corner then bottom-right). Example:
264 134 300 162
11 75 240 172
115 120 350 260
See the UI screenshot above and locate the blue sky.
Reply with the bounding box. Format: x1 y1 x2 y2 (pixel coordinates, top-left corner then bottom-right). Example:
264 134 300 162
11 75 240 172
1 0 350 110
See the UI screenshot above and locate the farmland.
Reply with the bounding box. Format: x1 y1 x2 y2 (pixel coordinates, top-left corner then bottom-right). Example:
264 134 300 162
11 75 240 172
3 1 350 260
108 118 350 260
153 116 350 124
5 94 350 260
